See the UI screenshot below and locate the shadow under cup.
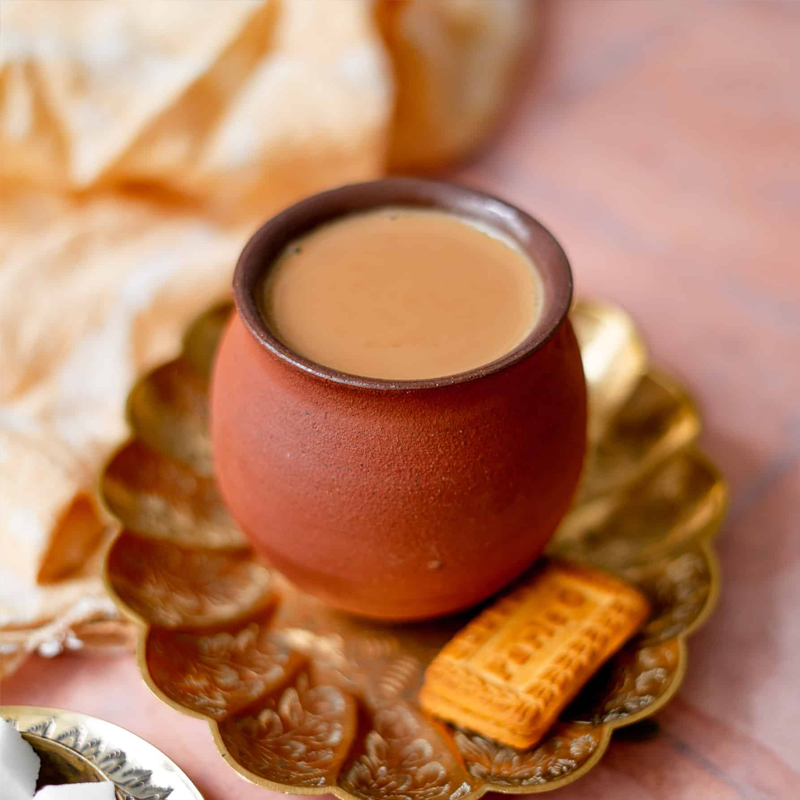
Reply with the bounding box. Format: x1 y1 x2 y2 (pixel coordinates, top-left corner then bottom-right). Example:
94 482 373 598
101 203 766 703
210 178 587 621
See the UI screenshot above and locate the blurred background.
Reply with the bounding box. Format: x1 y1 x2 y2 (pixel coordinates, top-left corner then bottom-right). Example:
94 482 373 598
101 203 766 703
1 2 798 799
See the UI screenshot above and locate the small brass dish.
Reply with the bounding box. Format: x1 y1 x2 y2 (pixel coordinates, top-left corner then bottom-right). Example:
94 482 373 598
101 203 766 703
22 733 107 788
1 706 204 800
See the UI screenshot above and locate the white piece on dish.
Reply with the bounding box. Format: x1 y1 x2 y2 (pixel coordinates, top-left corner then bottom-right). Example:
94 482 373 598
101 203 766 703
0 718 41 799
35 783 115 799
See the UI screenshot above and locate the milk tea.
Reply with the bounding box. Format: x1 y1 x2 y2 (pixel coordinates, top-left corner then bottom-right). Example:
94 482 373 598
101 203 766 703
261 208 541 380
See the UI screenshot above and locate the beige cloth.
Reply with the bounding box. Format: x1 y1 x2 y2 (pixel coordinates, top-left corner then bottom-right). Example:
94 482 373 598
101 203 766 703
0 0 532 677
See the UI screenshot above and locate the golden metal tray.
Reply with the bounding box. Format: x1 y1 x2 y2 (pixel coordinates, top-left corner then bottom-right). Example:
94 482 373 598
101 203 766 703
1 705 204 798
101 299 725 797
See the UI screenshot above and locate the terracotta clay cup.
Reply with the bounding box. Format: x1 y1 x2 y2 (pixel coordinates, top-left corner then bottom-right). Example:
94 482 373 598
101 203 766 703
211 179 586 621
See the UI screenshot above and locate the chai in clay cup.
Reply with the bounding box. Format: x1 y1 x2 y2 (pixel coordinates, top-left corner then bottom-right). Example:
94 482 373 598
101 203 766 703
211 179 587 621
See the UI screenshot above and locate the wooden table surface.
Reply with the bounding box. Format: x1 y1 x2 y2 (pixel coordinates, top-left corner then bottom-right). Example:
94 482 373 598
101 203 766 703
4 2 799 798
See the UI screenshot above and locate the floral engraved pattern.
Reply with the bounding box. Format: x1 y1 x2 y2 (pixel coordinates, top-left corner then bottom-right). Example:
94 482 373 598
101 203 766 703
453 723 601 786
576 372 699 505
218 675 356 787
107 532 273 628
146 621 304 720
102 300 726 798
342 707 472 800
626 549 715 644
128 358 213 476
566 639 680 724
103 439 246 549
555 451 723 573
373 655 424 703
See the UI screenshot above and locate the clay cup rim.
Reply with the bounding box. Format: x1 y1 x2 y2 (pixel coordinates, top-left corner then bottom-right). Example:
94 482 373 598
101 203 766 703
233 178 574 391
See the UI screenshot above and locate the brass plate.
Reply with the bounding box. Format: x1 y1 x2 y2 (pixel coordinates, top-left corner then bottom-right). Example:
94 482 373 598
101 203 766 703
100 299 725 797
1 705 204 799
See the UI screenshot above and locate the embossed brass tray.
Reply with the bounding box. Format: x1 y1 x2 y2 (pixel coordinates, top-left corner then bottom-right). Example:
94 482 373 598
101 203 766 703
101 299 725 797
1 705 204 799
